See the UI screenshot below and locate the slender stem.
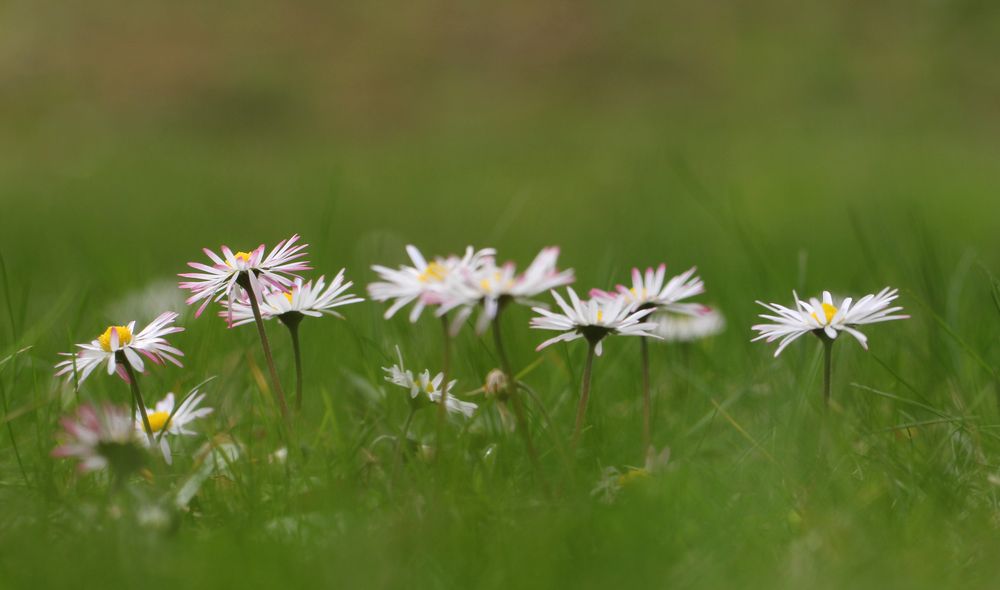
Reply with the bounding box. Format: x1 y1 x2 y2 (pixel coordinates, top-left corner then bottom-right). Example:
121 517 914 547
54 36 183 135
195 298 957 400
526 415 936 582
571 342 597 452
286 319 304 413
0 377 28 487
436 315 451 449
640 336 651 452
491 312 544 477
241 275 290 423
517 380 570 468
822 339 834 408
121 358 154 445
393 406 417 476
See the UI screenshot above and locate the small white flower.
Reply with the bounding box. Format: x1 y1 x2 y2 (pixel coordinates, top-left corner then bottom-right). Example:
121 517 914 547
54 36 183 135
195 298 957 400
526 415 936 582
139 390 214 464
752 287 909 357
654 307 726 342
382 348 477 417
368 245 495 324
530 288 659 356
225 270 364 327
179 234 310 317
441 246 575 334
55 312 184 384
52 404 143 473
592 264 705 314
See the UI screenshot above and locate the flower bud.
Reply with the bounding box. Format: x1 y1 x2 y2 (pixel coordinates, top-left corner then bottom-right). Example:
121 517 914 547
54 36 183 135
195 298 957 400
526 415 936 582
483 369 509 398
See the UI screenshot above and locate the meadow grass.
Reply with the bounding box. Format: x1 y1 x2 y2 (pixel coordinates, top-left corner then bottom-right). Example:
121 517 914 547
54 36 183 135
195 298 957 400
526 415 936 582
3 3 1000 587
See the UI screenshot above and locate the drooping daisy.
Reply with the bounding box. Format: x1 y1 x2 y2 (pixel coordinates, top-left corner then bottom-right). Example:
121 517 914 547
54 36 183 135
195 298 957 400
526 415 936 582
367 245 494 324
139 390 214 464
442 246 575 334
752 287 909 405
178 234 310 317
530 288 658 450
530 288 658 356
225 270 363 411
52 404 145 476
55 312 184 384
654 306 726 342
592 264 706 315
382 349 478 418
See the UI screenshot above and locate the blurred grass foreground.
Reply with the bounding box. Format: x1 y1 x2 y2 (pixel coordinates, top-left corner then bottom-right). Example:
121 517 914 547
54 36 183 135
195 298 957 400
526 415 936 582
2 1 1000 589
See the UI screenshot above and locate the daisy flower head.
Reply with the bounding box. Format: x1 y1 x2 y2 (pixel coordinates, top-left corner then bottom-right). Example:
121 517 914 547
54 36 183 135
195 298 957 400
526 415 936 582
752 287 909 357
654 306 726 342
592 264 706 314
225 270 364 327
139 390 214 464
55 312 184 384
368 245 494 324
179 234 310 318
52 403 145 475
444 246 576 334
530 288 659 356
382 348 478 417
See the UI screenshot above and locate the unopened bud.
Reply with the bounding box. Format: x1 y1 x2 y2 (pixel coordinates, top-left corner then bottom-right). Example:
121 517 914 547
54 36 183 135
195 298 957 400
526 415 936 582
484 369 509 398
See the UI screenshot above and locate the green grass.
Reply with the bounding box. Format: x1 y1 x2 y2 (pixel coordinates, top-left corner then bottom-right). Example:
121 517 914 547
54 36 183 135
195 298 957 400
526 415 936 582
3 2 1000 587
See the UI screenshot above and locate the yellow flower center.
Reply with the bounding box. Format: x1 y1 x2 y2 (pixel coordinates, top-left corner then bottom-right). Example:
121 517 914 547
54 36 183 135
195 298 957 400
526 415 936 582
811 303 838 325
617 468 650 487
629 287 648 299
596 310 604 323
425 382 435 393
98 325 133 352
417 261 448 283
283 291 294 303
225 251 253 268
147 410 171 433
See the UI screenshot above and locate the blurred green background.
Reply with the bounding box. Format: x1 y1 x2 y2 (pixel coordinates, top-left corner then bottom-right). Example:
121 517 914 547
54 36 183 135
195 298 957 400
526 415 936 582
3 0 999 288
3 1 1000 588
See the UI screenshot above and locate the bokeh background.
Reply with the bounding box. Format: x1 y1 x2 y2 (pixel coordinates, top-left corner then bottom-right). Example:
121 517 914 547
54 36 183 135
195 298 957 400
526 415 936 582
3 2 1000 588
3 0 999 290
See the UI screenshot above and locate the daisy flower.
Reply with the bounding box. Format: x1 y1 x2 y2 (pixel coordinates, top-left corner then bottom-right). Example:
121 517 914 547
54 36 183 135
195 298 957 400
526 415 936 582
752 287 908 406
752 288 909 357
382 349 478 418
225 271 364 327
179 234 310 317
592 264 706 314
139 390 214 464
180 234 309 422
52 404 145 476
367 245 494 324
592 264 706 451
55 312 184 384
225 270 363 412
654 306 726 342
441 246 575 335
531 288 659 450
530 288 658 356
